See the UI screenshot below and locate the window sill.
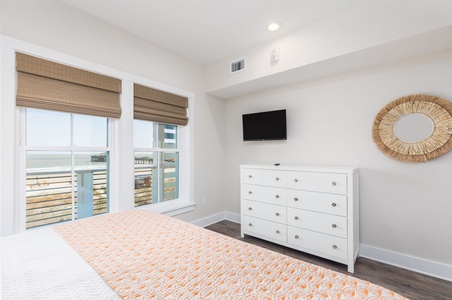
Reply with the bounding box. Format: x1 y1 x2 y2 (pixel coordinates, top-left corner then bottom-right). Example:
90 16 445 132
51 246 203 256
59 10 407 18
135 200 196 217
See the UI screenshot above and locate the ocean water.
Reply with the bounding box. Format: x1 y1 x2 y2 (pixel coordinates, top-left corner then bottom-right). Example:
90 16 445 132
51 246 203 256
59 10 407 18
26 152 108 170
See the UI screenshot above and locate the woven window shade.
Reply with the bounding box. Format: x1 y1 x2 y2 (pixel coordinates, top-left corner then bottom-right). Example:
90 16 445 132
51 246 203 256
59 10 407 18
134 84 188 126
16 53 122 118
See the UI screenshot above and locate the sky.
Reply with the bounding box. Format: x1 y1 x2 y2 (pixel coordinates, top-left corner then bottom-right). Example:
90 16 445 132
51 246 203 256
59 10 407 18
27 108 107 147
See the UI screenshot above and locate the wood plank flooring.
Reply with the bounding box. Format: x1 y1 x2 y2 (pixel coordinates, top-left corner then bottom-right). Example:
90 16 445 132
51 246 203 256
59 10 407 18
205 220 452 300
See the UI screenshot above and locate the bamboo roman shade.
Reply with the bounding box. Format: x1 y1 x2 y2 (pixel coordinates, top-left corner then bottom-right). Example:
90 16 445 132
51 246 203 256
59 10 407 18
134 84 188 126
16 53 122 118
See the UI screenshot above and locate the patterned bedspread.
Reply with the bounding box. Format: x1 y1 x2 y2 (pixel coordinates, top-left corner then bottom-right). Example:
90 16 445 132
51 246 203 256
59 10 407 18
55 210 407 299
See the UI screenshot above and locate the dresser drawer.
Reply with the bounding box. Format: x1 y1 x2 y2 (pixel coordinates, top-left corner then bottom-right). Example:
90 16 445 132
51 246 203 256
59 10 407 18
242 169 286 187
286 190 347 217
243 216 287 243
287 208 347 238
286 171 347 194
241 184 286 205
288 227 347 260
242 200 286 224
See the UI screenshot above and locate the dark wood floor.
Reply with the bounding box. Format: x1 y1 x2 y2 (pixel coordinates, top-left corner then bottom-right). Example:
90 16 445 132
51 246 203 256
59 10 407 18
205 220 452 300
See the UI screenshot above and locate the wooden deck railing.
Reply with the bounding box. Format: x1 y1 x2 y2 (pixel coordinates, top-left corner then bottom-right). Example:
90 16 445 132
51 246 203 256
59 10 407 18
134 167 153 207
26 166 175 229
26 169 109 229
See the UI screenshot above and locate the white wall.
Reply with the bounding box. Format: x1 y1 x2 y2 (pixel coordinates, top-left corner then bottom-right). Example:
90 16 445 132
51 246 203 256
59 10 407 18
223 50 452 272
0 0 226 232
205 0 452 99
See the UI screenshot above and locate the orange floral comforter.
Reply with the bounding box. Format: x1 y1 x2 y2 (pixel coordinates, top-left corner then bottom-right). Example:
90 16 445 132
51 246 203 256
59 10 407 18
55 210 407 299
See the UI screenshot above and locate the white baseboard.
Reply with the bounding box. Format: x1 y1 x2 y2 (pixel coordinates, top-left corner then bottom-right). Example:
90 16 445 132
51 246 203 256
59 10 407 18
360 244 452 281
224 211 241 223
191 211 241 228
191 212 225 227
192 211 452 282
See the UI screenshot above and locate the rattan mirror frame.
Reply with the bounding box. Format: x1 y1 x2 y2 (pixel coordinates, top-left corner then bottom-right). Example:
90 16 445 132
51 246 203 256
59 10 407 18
372 94 452 162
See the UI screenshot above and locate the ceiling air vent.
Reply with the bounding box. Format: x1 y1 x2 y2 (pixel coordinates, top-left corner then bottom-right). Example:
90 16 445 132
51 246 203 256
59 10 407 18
230 58 246 74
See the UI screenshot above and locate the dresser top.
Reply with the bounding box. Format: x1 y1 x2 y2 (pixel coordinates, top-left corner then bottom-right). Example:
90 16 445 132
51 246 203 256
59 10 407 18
240 164 359 174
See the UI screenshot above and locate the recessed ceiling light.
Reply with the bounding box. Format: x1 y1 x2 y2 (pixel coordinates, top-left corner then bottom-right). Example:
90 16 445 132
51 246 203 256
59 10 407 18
267 22 281 32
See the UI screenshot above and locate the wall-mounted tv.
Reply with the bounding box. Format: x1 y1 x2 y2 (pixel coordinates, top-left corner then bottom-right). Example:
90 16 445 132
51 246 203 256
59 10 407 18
242 109 287 141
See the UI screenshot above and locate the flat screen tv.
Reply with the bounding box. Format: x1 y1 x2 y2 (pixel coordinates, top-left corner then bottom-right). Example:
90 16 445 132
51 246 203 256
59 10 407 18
242 109 287 141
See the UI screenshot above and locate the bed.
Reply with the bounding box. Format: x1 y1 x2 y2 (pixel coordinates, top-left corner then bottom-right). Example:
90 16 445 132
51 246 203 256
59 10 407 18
2 210 407 299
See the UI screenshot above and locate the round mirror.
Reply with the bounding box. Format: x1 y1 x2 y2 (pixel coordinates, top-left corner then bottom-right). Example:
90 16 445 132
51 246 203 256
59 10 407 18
394 113 434 143
372 94 452 162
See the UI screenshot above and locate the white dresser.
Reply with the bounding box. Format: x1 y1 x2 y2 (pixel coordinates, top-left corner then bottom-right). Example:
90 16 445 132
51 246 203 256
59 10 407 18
240 164 359 273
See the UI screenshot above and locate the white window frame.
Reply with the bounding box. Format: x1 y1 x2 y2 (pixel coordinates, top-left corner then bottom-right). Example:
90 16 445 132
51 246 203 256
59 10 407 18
1 36 195 236
18 108 114 231
133 122 180 206
133 116 195 216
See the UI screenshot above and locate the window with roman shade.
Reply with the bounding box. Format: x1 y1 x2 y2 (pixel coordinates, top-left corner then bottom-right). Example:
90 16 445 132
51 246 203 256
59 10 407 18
16 53 119 229
133 84 188 207
134 84 188 126
16 53 122 118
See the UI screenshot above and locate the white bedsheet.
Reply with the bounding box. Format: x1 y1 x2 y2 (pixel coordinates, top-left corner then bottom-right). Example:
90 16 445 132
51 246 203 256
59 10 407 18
1 227 121 300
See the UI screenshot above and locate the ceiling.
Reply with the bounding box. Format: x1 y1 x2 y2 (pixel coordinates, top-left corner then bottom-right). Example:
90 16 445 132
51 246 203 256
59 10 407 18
60 0 368 66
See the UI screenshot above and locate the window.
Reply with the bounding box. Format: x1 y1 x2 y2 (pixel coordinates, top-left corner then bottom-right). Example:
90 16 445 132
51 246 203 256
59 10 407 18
24 108 111 229
133 120 179 206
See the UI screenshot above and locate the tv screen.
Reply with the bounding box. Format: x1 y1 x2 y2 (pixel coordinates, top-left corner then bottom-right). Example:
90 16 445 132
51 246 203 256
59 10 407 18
242 109 287 141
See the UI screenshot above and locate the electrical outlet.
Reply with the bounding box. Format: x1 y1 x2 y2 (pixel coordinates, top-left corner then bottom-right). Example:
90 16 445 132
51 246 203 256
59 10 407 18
202 198 207 207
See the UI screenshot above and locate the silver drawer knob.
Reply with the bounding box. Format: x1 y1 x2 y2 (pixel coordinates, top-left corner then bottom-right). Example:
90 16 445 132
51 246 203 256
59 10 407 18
331 202 337 207
294 178 299 183
275 230 280 234
275 195 280 199
294 197 299 202
248 191 252 194
275 177 279 181
332 245 338 249
294 235 299 239
332 181 337 186
332 224 337 228
249 223 253 226
248 207 252 211
248 175 252 178
294 216 299 220
275 212 280 216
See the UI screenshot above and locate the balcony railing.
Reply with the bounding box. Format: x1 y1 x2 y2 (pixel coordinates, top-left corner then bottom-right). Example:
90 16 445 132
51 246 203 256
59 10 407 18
26 168 108 229
26 165 175 229
134 167 153 207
